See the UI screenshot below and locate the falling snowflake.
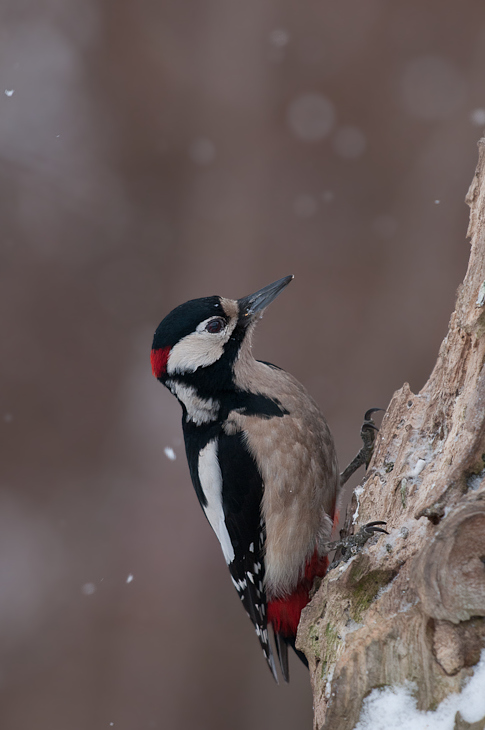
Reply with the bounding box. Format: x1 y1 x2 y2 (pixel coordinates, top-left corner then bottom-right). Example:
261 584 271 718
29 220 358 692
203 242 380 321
470 108 485 126
164 447 176 461
287 93 335 142
269 29 289 47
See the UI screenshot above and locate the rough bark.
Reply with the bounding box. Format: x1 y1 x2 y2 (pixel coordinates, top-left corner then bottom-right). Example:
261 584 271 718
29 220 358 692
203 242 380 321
297 137 485 730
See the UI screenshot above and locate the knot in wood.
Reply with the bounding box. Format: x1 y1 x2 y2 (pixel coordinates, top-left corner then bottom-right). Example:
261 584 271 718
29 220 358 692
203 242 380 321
413 502 485 622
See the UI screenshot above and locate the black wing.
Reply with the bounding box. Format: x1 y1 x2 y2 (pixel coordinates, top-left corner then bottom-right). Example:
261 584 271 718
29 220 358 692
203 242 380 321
217 430 278 682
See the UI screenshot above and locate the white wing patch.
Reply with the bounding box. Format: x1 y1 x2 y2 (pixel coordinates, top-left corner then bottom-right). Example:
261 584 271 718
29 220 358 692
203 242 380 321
198 439 235 564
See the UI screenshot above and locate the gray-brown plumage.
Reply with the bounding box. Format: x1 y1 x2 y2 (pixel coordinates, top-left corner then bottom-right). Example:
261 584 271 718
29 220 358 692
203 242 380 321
226 335 338 598
151 275 339 681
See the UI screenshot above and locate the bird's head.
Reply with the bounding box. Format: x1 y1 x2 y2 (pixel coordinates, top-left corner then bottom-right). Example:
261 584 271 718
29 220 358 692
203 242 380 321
151 275 293 388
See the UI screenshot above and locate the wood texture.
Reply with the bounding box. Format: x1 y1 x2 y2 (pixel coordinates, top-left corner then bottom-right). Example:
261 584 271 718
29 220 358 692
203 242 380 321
297 138 485 730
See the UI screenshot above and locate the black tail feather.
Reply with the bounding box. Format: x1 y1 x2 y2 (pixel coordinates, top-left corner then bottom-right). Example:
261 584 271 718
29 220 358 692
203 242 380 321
273 633 309 682
274 633 290 683
261 636 279 683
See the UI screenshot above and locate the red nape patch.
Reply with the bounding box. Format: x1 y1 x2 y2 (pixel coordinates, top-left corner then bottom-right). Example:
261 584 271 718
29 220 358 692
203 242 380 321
268 551 329 636
151 346 171 378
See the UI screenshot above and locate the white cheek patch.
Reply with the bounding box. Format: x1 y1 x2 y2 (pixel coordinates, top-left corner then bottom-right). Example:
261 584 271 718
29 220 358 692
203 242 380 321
167 333 224 374
166 317 237 375
198 439 235 564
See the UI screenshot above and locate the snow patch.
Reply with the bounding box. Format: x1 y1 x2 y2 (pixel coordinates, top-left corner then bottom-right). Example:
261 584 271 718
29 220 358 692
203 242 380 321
409 459 426 478
352 486 364 524
476 280 485 307
354 649 485 730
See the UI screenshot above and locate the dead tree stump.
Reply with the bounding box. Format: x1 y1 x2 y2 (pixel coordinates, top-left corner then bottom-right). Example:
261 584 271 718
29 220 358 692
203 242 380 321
297 137 485 730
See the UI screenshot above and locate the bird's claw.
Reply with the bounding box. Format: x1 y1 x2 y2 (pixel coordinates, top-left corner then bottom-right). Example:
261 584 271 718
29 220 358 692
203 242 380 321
363 407 384 422
360 408 383 432
359 520 388 537
340 408 384 487
361 405 382 442
326 521 389 569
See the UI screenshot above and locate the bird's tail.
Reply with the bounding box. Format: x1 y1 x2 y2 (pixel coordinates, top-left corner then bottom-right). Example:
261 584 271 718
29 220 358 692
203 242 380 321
258 630 279 683
274 632 308 682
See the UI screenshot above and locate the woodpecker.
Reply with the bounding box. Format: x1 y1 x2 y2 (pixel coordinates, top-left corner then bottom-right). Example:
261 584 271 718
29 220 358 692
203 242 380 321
151 275 340 682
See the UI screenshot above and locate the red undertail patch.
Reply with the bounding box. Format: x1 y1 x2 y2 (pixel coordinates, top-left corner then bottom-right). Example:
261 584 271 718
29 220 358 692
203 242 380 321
267 551 329 636
151 346 171 378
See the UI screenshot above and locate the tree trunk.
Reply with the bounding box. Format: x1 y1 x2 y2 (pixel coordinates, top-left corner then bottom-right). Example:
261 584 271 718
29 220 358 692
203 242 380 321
297 137 485 730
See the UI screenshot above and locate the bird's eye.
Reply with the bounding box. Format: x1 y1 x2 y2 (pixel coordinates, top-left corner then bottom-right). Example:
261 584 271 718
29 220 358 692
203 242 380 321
205 318 225 333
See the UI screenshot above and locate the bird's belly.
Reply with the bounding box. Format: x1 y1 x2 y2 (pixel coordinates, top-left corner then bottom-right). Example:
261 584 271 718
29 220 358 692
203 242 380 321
240 414 337 598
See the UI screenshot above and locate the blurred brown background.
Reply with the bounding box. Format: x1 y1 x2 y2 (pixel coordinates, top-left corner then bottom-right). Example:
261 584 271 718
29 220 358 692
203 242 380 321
0 0 483 728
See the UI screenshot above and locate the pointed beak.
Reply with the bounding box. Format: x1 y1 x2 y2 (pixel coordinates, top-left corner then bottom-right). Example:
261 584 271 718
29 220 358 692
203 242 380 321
238 275 294 321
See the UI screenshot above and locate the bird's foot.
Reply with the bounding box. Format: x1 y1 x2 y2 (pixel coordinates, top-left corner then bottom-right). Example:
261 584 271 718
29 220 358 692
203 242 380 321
340 408 383 487
322 521 388 569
